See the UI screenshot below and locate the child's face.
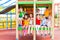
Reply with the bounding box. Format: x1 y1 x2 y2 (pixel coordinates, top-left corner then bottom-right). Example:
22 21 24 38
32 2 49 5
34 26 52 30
25 15 28 19
30 14 32 17
43 16 45 18
20 8 23 12
37 15 40 19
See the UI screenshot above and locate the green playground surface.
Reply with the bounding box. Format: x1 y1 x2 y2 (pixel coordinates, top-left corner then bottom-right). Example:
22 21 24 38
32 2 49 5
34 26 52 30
18 27 53 31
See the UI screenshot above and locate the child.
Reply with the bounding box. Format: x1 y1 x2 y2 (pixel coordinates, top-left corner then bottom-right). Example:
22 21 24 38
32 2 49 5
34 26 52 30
19 7 25 28
23 14 30 28
36 14 41 35
29 13 34 34
22 14 30 36
40 16 49 36
19 7 25 18
36 14 41 25
44 7 51 17
29 13 34 25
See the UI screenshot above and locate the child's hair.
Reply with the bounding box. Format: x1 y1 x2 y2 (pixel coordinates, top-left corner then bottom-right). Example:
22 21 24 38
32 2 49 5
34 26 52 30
23 14 29 19
45 17 48 19
36 14 40 17
46 7 48 9
42 14 45 16
36 9 40 12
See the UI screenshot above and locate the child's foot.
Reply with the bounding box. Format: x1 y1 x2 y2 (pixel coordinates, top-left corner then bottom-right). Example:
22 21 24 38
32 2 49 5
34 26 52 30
40 34 43 36
44 34 47 36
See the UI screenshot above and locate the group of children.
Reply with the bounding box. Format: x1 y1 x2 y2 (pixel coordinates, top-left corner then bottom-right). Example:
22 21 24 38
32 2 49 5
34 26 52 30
36 7 52 35
22 13 34 28
36 7 52 27
36 14 52 27
18 6 52 35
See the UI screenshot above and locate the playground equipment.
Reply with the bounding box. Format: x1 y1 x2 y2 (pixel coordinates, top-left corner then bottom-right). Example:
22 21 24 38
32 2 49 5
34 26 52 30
17 0 54 40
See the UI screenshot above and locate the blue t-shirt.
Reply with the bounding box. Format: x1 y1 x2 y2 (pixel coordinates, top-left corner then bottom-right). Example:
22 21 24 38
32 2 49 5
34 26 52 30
40 18 47 26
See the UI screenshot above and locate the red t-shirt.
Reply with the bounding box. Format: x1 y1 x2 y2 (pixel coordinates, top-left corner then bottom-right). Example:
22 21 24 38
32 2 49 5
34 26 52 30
36 18 41 25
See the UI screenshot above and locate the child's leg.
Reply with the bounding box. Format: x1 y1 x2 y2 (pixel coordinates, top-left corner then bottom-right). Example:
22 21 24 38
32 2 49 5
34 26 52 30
23 30 27 36
36 25 40 35
19 25 23 37
28 25 30 34
30 25 32 33
19 29 22 37
22 25 26 36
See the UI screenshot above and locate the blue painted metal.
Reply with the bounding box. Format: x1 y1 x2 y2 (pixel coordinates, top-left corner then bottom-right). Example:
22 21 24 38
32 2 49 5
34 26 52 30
6 13 8 30
10 12 12 30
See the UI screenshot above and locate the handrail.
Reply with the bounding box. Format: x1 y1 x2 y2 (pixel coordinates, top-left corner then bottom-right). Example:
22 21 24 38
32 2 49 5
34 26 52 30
0 21 16 29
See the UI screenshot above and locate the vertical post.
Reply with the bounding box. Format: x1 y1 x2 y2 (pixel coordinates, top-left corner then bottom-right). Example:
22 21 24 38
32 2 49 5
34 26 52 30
33 0 36 40
6 13 8 30
51 1 54 40
16 0 18 40
10 13 12 30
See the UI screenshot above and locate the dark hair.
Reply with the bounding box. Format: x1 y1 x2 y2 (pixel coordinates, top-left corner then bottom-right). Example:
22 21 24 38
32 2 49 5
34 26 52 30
36 14 40 16
46 7 48 9
42 14 45 16
23 14 29 19
45 17 48 19
36 9 40 12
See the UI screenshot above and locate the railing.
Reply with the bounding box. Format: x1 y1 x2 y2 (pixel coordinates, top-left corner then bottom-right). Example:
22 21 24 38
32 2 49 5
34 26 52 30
0 21 16 29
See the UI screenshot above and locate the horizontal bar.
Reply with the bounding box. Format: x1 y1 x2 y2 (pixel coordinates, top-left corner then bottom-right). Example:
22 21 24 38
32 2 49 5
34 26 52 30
36 1 52 4
18 1 34 4
18 1 52 4
18 27 53 31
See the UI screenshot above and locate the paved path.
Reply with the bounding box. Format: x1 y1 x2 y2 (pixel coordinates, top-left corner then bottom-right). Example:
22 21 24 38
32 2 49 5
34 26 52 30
54 28 60 40
0 29 16 40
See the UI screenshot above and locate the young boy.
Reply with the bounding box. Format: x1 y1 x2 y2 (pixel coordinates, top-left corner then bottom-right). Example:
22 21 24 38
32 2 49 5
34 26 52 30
44 7 51 18
19 7 25 18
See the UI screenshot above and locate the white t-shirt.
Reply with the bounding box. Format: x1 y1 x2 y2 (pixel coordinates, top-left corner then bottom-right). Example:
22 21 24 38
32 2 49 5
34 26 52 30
30 18 33 25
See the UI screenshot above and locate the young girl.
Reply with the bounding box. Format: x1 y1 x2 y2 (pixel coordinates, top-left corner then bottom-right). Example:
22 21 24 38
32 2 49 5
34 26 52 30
29 13 34 25
29 13 34 34
22 14 30 36
36 14 41 35
22 14 30 28
36 14 41 25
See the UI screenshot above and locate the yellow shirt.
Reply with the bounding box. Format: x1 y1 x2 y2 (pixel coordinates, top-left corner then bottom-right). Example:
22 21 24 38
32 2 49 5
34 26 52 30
24 19 29 26
44 10 50 17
